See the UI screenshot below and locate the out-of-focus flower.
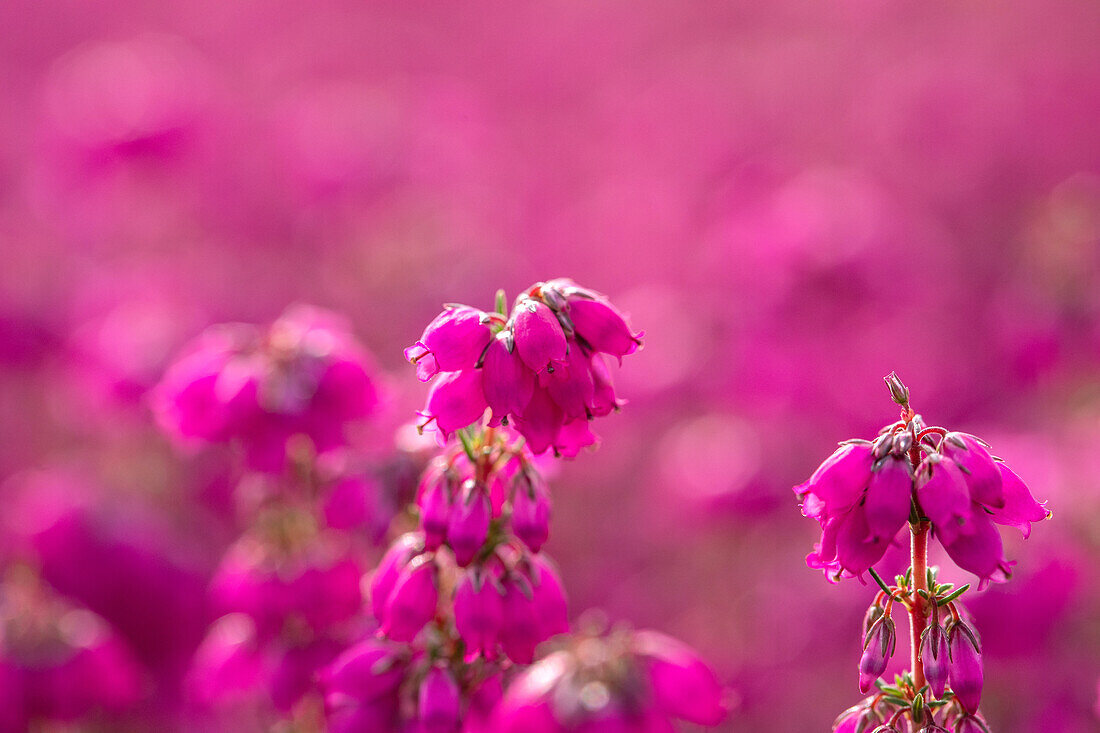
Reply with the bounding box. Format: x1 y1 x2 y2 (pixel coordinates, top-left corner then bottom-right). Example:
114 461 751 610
494 625 727 732
408 280 639 453
947 621 983 713
153 305 381 473
0 565 144 728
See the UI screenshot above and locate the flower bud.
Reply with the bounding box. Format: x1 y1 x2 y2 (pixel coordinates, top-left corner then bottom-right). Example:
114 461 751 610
883 371 909 407
448 481 490 567
369 533 423 621
481 334 534 424
380 556 438 642
948 621 983 713
858 616 895 693
417 469 452 551
454 566 503 661
920 620 950 699
954 714 991 733
404 306 492 381
566 296 641 360
511 474 551 553
513 299 567 376
418 665 460 733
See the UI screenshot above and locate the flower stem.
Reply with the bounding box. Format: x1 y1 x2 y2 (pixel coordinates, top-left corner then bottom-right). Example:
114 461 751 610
909 520 930 692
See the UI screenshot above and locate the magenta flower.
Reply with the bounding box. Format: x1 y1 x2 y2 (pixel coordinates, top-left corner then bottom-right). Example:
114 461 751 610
633 630 727 726
420 369 489 439
320 638 406 732
417 467 453 551
447 481 491 567
380 556 439 642
513 299 568 377
153 305 381 472
494 625 726 732
511 473 551 553
408 281 640 455
369 532 426 621
418 666 461 733
405 306 493 382
482 334 535 422
527 555 569 639
454 566 503 661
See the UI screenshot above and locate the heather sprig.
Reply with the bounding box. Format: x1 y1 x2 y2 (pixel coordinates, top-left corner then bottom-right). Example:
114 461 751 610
800 374 1049 732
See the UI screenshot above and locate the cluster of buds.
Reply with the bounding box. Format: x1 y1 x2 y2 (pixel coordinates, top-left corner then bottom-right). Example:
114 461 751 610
344 428 569 732
406 279 641 455
494 620 727 731
856 568 986 718
800 375 1048 733
795 374 1049 586
835 685 992 733
153 305 381 473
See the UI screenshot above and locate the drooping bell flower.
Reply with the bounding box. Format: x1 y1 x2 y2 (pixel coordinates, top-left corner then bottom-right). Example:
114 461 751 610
417 467 453 551
498 574 541 664
321 637 406 705
920 617 950 699
513 299 568 377
418 665 461 733
528 555 569 638
448 482 490 567
587 353 621 417
482 334 534 424
404 306 493 382
939 511 1013 588
940 433 1005 508
832 699 879 733
380 556 438 642
633 630 727 726
453 566 503 661
369 533 425 621
511 473 551 553
858 615 895 693
419 369 488 439
862 456 913 541
544 341 594 420
564 293 642 361
988 464 1049 538
916 454 974 545
948 621 983 713
320 638 405 733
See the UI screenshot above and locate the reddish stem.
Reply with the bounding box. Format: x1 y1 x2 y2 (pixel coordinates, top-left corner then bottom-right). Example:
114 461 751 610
907 420 930 696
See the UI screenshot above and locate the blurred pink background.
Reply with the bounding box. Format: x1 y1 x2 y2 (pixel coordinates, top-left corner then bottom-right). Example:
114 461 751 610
1 1 1099 731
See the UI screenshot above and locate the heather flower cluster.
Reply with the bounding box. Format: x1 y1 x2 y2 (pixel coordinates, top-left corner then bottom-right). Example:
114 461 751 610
795 378 1049 587
406 279 640 455
796 374 1048 732
153 305 381 473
